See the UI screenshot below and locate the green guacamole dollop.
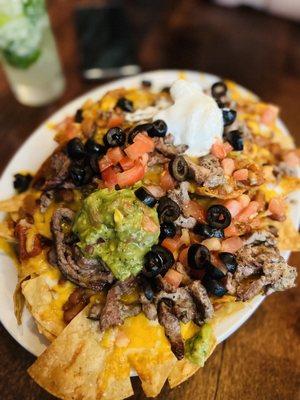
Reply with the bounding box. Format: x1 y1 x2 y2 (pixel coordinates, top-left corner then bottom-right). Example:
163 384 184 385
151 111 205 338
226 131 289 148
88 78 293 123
185 324 216 366
73 188 159 281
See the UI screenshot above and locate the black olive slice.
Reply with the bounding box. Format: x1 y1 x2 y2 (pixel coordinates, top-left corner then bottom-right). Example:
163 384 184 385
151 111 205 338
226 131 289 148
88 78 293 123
222 108 237 127
204 261 226 280
211 81 227 98
224 130 244 151
193 223 225 239
206 205 231 229
115 97 134 112
104 127 126 148
159 222 176 241
187 244 210 270
85 139 106 156
147 119 168 138
74 108 84 123
67 138 86 160
219 252 238 274
202 274 228 297
13 173 32 193
152 244 175 270
134 187 157 208
157 197 181 223
169 156 190 182
143 245 174 277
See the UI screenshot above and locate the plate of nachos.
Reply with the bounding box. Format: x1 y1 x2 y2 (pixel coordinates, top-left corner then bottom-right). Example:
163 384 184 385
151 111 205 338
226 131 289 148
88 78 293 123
0 70 299 399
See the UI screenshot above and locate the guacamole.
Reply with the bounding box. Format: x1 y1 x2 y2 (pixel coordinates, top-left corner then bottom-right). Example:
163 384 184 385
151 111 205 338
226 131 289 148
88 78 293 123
73 188 159 280
185 324 216 366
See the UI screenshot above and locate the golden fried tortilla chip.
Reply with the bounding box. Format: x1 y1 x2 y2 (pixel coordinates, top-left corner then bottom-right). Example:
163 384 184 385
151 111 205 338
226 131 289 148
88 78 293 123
168 358 200 389
272 218 300 252
22 270 74 338
196 185 245 199
0 193 27 212
28 307 120 400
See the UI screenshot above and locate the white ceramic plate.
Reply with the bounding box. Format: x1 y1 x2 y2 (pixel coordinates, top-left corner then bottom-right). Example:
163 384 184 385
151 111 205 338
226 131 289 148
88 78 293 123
0 70 298 358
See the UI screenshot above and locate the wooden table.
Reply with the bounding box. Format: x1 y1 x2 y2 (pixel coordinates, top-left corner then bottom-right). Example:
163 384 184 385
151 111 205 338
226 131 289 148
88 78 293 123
0 1 299 399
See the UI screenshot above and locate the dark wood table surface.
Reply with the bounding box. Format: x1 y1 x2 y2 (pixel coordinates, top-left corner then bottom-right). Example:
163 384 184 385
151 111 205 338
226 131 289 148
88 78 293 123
0 1 299 399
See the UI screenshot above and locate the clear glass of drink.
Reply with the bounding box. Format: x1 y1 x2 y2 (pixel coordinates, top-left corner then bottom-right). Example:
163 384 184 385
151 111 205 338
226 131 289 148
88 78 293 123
0 0 65 106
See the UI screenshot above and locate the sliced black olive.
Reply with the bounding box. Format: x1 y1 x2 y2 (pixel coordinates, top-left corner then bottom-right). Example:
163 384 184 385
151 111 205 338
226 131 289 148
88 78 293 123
85 139 106 156
157 197 181 223
69 165 92 186
219 252 237 274
135 187 157 208
222 108 237 127
152 244 175 270
211 81 227 98
188 244 210 270
204 261 226 280
143 245 174 277
206 205 231 229
193 223 224 239
169 156 190 182
159 222 176 241
89 154 100 175
115 97 134 112
74 108 84 123
104 127 126 147
143 251 164 278
128 123 153 144
224 130 243 151
141 80 152 88
148 120 168 138
67 138 86 160
13 173 32 193
202 274 228 297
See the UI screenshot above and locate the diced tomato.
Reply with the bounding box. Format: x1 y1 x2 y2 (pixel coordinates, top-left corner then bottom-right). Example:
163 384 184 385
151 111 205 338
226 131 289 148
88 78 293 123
162 236 182 254
119 156 135 171
140 153 149 168
237 194 250 209
116 161 145 188
99 155 113 172
178 247 189 267
107 113 124 128
221 158 235 176
268 196 286 221
183 200 206 223
163 269 183 289
142 215 159 233
160 169 176 191
211 139 232 160
224 222 239 238
221 237 244 253
261 105 279 126
125 135 154 160
102 166 118 187
107 147 124 164
254 191 265 212
210 252 224 269
224 199 242 218
236 201 259 222
233 168 249 181
283 151 300 168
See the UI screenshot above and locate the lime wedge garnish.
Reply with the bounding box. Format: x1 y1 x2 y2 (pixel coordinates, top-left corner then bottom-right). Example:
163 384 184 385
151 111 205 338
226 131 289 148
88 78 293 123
3 46 41 69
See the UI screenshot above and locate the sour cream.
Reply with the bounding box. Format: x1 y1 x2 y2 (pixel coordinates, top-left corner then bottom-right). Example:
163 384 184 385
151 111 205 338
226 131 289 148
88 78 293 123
154 79 223 157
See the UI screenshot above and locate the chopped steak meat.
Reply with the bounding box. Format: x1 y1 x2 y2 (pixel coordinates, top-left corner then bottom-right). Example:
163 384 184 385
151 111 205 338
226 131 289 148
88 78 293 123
51 208 114 291
158 300 184 360
148 151 170 167
188 281 214 324
63 287 91 324
140 292 157 320
39 190 55 213
155 288 196 323
154 133 188 157
187 155 226 188
226 231 297 301
174 215 196 229
99 277 141 331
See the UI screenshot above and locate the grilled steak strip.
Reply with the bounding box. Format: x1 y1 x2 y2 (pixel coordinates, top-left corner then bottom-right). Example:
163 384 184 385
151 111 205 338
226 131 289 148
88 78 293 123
188 281 214 324
158 299 184 360
99 277 141 331
51 208 114 291
154 134 188 157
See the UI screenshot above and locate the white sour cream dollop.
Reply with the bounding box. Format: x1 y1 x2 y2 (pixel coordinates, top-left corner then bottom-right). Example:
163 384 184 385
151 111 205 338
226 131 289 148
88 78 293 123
154 79 223 157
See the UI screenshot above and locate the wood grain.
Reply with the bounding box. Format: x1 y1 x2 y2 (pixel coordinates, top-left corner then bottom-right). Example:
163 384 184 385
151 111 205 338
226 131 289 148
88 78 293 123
0 1 299 399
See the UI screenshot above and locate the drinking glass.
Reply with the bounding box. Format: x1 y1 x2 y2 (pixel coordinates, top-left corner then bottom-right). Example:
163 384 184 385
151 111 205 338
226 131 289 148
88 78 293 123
0 0 65 106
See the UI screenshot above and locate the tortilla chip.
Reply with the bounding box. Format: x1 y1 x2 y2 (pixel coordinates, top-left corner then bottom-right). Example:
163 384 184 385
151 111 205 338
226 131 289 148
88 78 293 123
13 281 25 325
196 185 245 199
28 307 121 400
168 359 200 388
0 220 15 241
273 218 300 252
280 177 300 196
22 270 74 338
0 193 27 212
